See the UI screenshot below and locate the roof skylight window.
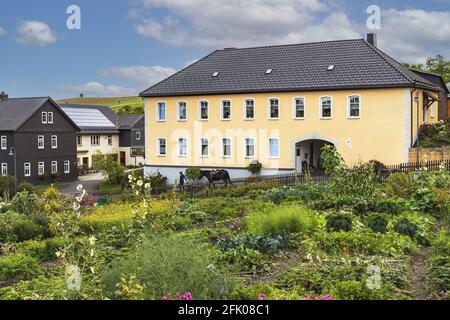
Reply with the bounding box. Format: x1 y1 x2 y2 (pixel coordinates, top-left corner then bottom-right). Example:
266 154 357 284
266 69 273 74
212 72 219 77
327 65 335 71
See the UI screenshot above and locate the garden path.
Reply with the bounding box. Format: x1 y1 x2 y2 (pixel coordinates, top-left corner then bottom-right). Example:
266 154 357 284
410 247 431 300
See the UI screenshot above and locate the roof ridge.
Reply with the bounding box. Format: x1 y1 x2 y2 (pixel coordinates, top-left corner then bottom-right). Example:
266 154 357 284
1 96 50 101
218 38 364 51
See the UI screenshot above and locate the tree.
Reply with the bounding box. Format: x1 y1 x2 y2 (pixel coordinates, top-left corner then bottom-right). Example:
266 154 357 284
80 93 84 98
405 55 450 83
92 152 125 184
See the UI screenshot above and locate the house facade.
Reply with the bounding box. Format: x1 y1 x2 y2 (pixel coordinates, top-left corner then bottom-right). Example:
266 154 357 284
60 104 120 169
60 104 145 168
117 115 145 167
0 96 79 184
140 35 441 184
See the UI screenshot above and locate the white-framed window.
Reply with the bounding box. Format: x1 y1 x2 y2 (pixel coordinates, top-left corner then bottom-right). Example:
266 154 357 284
91 135 100 146
157 102 166 121
347 95 361 118
38 162 45 175
178 138 188 157
64 160 70 174
108 135 113 146
320 96 332 119
38 135 45 149
51 135 58 149
136 131 141 141
47 112 54 124
268 98 280 120
1 163 7 176
199 101 209 120
293 97 306 119
1 136 7 150
41 112 48 124
157 138 167 156
200 138 209 157
244 99 255 120
177 101 187 121
24 163 31 177
76 136 82 147
222 138 231 158
244 138 255 158
221 100 232 120
269 138 280 158
51 161 58 174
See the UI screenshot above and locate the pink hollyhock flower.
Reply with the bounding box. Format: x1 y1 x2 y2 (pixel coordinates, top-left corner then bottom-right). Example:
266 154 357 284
257 294 267 301
180 292 193 300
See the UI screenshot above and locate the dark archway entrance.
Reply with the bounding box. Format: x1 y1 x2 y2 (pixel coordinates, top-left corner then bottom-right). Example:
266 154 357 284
295 139 334 174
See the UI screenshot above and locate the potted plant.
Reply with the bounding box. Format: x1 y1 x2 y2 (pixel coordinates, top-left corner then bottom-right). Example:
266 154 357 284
247 160 263 176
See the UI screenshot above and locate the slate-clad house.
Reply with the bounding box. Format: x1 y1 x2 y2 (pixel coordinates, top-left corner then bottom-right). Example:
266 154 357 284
0 95 79 184
140 34 442 184
117 115 145 166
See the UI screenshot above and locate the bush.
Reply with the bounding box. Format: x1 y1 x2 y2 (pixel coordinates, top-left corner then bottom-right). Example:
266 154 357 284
429 233 450 292
326 213 352 232
147 172 168 192
372 197 410 215
17 237 65 261
0 276 65 300
218 247 271 274
393 218 417 238
17 182 34 194
92 153 125 184
246 206 317 235
12 219 47 242
330 280 386 300
102 234 233 300
172 216 193 231
0 254 42 281
366 213 389 234
385 173 414 198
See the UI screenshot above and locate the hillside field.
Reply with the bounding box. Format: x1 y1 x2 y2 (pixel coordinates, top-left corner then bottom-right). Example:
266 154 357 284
57 96 144 114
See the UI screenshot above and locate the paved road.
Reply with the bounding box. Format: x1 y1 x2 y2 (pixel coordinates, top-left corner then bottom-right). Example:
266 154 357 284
59 173 104 195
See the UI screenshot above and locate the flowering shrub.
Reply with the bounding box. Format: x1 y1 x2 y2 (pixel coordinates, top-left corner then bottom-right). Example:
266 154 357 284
162 292 193 300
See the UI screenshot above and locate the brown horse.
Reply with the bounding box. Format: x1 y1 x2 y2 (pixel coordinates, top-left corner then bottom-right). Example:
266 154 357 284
199 170 232 187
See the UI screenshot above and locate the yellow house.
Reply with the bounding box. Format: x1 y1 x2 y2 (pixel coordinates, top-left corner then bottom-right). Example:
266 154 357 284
140 34 441 184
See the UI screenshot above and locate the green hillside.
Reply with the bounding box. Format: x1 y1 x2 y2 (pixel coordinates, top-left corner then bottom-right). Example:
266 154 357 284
57 96 144 114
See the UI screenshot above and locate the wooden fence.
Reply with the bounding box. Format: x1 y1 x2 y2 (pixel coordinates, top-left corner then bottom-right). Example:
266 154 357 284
150 159 450 195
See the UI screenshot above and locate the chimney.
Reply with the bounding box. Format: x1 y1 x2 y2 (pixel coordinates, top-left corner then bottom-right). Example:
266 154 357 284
367 33 377 47
0 91 8 101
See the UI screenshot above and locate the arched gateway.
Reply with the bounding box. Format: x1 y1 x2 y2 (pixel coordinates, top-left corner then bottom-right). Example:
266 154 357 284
293 136 337 174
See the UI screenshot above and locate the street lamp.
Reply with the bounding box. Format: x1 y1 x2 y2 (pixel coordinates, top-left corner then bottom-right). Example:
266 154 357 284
8 147 17 195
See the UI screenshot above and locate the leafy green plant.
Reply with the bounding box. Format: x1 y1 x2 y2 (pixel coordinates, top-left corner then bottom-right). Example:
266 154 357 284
393 218 417 238
218 246 271 274
12 219 47 242
17 237 65 261
330 280 386 300
0 254 42 281
366 213 389 234
246 206 317 235
385 173 414 198
217 233 294 256
92 152 125 184
247 161 263 175
326 213 352 232
102 234 233 300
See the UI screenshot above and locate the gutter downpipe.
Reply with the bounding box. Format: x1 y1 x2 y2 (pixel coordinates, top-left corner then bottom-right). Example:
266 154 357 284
410 88 416 149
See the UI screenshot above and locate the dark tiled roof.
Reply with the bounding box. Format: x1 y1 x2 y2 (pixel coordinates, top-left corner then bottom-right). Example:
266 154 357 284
0 97 49 130
409 69 449 94
140 39 438 97
117 114 144 130
59 104 119 134
0 97 80 132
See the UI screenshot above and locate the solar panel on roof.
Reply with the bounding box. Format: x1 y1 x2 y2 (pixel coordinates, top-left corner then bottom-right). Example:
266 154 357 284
62 107 116 127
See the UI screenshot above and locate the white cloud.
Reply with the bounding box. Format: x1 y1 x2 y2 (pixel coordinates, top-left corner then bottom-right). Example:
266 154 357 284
99 65 177 87
378 9 450 63
183 59 199 67
16 21 56 46
132 0 359 48
0 26 6 36
60 82 136 97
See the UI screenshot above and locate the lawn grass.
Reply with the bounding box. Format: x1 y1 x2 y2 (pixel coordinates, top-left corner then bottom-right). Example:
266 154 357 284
99 181 122 195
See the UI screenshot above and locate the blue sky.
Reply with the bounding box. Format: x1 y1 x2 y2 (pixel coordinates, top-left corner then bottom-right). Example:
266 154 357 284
0 0 449 99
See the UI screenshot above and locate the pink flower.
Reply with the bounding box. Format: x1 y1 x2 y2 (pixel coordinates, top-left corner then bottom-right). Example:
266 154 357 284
161 294 172 301
319 295 336 300
257 294 267 301
180 292 193 300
